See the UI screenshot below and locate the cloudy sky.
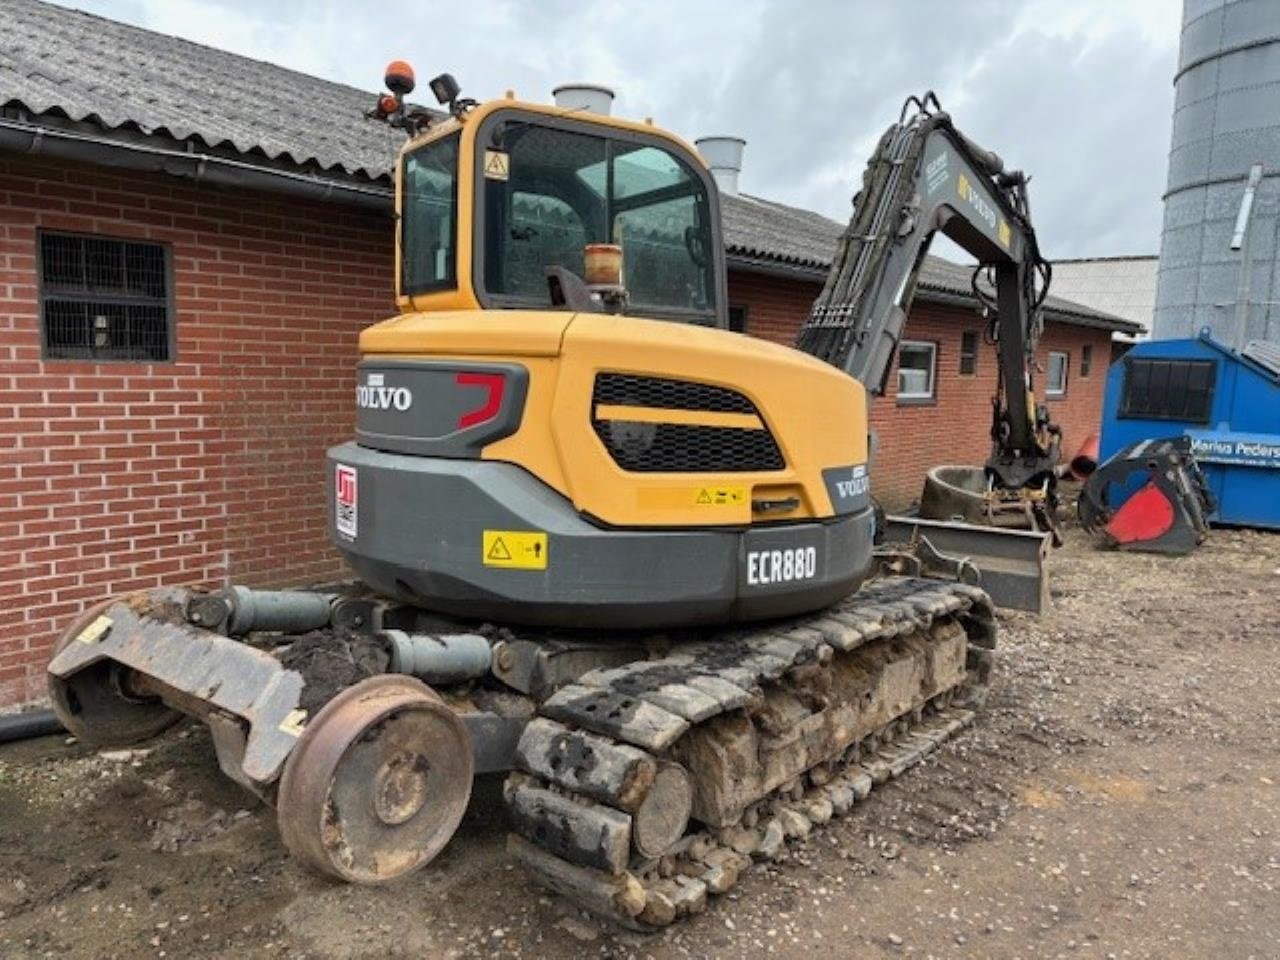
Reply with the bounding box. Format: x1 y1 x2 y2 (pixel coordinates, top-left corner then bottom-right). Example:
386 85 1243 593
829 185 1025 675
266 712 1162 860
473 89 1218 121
53 0 1182 259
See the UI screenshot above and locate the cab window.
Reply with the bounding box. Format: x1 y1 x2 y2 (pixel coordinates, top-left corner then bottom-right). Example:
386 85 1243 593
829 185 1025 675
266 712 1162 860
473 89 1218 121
481 120 717 321
401 133 459 294
484 126 605 298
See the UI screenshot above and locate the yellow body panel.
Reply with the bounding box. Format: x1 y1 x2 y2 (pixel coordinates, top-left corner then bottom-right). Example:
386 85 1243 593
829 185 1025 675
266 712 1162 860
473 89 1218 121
361 310 568 357
360 308 867 527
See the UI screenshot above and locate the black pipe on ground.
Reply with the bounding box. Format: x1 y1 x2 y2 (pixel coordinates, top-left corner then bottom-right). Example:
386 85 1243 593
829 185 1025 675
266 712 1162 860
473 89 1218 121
0 709 64 744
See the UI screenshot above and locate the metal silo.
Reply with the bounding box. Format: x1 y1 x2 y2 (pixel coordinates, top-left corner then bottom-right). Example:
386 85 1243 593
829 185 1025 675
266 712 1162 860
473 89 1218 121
1153 0 1280 345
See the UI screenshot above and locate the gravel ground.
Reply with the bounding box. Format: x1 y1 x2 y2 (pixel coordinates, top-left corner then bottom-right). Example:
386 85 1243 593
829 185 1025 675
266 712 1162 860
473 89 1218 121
1 526 1278 959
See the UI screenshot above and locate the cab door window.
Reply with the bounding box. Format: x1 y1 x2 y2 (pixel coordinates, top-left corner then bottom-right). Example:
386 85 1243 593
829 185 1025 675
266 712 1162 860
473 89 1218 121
483 125 606 297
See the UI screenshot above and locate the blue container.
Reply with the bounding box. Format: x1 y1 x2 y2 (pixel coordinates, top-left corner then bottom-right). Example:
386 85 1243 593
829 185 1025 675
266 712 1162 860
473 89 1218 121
1098 330 1280 530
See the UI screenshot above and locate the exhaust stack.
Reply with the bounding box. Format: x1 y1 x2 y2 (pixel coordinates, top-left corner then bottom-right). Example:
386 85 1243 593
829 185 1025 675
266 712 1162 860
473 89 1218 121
695 136 746 197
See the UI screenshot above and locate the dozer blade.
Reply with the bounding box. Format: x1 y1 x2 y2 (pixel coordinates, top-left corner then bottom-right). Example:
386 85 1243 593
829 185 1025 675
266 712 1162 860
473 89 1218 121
47 586 484 883
1079 437 1215 556
47 590 308 789
880 514 1050 614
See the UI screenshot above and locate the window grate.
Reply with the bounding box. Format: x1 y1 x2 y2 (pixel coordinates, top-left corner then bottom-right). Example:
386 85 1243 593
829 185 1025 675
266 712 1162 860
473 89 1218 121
1119 358 1216 424
39 232 172 361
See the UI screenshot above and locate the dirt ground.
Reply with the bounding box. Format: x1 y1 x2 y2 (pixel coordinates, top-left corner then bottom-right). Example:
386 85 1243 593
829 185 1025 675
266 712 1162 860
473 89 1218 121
2 526 1278 960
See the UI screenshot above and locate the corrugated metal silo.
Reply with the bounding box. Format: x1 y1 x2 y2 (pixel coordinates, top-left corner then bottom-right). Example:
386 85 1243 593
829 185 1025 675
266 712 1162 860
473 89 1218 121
1153 0 1280 345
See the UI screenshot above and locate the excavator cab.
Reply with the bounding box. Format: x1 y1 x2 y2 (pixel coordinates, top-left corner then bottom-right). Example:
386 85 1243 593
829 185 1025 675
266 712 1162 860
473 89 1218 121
393 95 726 326
329 72 877 629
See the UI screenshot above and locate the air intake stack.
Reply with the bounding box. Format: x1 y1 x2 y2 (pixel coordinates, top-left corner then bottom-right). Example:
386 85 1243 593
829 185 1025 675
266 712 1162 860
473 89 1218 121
551 83 615 116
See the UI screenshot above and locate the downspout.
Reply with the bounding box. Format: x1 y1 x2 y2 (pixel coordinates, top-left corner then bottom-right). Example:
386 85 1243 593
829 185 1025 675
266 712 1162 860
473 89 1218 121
0 117 394 210
0 709 63 744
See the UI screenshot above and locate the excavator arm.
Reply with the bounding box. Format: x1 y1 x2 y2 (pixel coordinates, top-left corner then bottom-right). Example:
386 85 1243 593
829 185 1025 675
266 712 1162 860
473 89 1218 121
796 93 1057 491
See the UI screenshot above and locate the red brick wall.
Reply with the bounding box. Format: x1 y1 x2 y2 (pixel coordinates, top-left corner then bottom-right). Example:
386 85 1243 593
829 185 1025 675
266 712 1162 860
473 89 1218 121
0 155 392 706
727 272 1113 508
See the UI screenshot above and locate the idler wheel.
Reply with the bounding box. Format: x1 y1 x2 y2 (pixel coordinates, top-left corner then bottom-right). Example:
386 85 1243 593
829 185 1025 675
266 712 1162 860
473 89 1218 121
276 674 473 883
47 596 181 746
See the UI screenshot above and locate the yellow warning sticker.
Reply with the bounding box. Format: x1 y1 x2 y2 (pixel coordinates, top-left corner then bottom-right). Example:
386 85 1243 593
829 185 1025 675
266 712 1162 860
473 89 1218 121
78 615 113 645
483 149 510 181
278 709 308 737
483 530 548 570
694 486 747 507
998 218 1011 249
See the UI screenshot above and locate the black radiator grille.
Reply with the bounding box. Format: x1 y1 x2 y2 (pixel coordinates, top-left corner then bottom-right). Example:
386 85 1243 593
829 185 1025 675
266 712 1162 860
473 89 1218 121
591 373 784 473
593 373 756 413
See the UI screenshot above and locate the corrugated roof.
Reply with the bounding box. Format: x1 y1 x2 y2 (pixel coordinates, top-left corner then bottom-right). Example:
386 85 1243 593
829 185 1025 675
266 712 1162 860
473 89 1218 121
723 194 1140 333
0 0 1138 334
0 0 402 181
1243 340 1280 378
1050 255 1158 336
721 193 842 269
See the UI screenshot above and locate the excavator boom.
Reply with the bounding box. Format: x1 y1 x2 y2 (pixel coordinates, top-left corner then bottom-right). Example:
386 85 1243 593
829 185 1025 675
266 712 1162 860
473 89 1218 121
797 94 1055 474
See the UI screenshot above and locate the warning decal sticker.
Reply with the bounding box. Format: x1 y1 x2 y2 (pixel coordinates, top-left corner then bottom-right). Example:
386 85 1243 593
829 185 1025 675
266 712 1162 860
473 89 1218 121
483 530 548 570
695 486 747 507
483 150 510 181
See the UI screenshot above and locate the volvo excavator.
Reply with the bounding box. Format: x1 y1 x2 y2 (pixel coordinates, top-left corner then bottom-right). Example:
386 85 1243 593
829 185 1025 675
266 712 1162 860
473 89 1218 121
48 66 1058 928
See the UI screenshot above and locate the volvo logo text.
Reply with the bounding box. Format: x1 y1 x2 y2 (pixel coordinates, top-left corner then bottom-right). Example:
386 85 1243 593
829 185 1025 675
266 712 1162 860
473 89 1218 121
357 384 413 411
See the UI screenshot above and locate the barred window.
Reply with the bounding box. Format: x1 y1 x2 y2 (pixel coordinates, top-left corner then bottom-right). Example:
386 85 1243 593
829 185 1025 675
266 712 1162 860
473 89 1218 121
39 232 173 361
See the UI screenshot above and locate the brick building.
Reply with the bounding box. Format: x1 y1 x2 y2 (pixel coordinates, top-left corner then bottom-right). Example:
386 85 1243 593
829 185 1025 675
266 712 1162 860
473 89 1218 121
0 0 1135 706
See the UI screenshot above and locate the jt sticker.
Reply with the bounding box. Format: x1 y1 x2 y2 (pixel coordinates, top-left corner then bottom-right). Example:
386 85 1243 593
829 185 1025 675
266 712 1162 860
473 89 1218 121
335 464 358 539
483 530 548 570
278 709 308 737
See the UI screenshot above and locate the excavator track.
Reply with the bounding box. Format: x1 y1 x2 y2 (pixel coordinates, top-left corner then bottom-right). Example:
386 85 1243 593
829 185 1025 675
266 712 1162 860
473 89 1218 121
504 576 996 929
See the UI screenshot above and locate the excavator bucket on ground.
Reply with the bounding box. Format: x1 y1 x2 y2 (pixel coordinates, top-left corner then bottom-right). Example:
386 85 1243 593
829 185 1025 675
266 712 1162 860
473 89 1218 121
1078 437 1215 555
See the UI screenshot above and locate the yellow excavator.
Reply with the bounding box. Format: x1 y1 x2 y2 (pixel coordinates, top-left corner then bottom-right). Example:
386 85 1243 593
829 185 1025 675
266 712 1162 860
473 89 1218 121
48 64 1058 927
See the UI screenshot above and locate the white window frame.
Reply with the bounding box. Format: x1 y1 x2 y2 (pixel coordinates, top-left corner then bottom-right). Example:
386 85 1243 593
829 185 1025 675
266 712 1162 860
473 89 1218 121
897 340 937 400
1046 350 1069 397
